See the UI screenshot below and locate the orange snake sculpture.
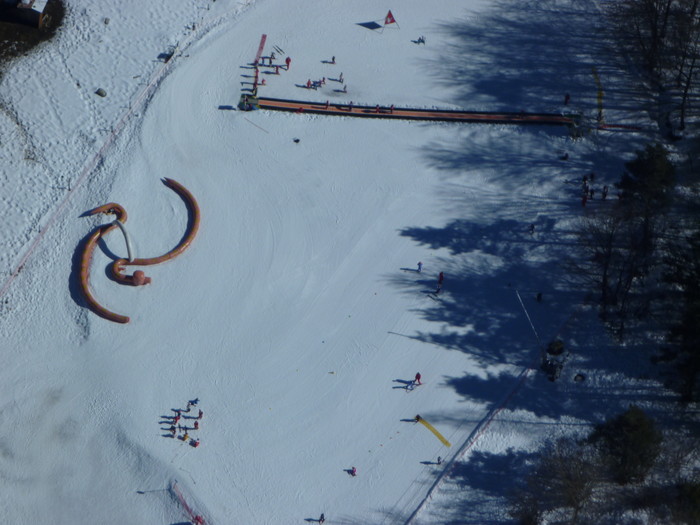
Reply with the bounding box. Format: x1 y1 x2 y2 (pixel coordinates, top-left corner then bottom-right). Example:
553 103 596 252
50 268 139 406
79 178 200 324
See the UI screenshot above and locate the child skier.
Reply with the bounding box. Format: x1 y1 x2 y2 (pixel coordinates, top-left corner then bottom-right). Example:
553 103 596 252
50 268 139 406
435 272 444 294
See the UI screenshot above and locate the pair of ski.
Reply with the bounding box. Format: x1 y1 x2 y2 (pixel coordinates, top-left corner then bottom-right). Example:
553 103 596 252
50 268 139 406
426 290 441 301
272 45 284 55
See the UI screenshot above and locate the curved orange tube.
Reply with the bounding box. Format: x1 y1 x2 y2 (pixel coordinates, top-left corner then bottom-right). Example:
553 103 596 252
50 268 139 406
78 178 200 324
111 178 201 285
79 203 131 323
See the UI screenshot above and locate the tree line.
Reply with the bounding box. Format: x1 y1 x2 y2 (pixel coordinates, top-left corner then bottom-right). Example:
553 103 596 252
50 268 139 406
507 3 700 523
606 0 700 133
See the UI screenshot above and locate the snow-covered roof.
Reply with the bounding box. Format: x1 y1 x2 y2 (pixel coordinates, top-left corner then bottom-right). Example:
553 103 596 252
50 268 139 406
30 0 47 13
15 0 47 13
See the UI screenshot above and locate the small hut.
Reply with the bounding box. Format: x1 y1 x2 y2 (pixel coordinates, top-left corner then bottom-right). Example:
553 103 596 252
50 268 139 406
0 0 49 29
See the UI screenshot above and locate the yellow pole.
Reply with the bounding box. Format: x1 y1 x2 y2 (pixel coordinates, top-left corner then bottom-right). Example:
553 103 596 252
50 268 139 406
419 418 451 447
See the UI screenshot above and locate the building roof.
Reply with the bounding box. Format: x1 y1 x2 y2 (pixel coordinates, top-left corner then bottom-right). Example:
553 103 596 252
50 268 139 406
15 0 48 13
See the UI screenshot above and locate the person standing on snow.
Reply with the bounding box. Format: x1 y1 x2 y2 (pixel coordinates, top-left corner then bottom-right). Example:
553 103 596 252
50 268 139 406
285 56 291 70
435 272 444 294
417 262 423 273
197 409 203 420
350 466 357 476
319 513 326 523
414 373 422 385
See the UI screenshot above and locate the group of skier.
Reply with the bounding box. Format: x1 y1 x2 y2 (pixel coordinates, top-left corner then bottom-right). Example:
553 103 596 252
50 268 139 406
297 55 346 96
248 52 292 97
580 172 610 207
163 398 202 448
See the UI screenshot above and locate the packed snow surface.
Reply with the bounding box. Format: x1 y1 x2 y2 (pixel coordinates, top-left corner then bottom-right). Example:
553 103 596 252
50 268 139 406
0 0 659 523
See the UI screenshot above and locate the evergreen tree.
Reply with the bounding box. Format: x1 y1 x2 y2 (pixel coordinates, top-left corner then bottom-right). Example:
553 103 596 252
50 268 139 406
589 406 662 484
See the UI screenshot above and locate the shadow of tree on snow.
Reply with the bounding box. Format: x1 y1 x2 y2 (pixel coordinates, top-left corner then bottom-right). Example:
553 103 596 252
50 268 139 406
380 1 677 522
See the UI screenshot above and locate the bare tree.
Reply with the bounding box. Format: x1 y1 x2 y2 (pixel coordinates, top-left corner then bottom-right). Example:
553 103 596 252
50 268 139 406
569 211 652 338
670 0 700 129
605 0 700 132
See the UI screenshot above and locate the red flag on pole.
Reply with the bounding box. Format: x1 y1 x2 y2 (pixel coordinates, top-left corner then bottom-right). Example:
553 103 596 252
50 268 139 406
384 10 396 25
